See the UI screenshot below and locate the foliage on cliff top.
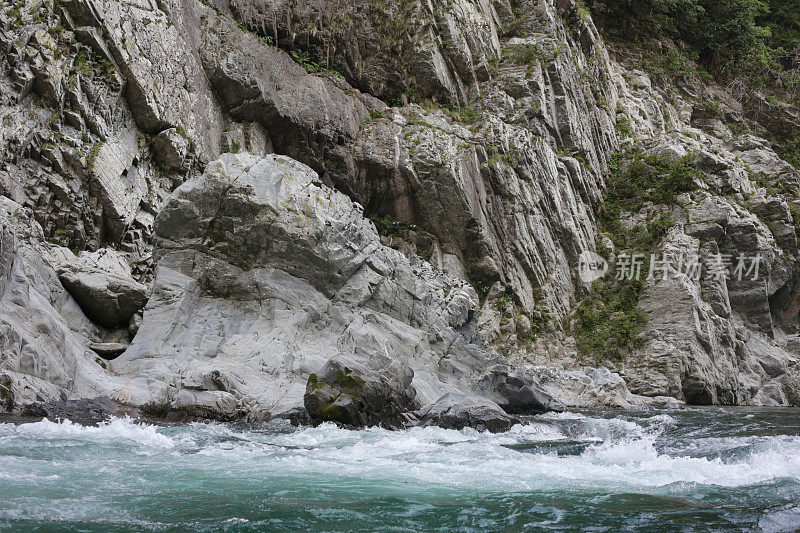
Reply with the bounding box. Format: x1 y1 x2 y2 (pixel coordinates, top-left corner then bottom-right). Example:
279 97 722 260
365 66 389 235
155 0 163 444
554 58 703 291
586 0 799 104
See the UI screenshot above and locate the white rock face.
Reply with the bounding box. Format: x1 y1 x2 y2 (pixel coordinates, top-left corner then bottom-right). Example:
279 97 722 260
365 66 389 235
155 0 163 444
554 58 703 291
1 0 799 416
0 198 115 408
529 366 647 409
109 154 547 419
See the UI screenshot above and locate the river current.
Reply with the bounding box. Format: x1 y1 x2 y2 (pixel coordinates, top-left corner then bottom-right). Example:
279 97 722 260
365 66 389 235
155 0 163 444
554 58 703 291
1 407 799 531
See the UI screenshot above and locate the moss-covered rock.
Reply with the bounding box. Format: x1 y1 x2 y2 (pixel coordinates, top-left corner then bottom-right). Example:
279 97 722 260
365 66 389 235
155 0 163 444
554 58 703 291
304 353 418 429
0 376 14 412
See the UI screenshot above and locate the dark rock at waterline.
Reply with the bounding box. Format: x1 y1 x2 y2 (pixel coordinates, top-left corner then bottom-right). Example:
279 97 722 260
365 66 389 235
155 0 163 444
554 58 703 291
414 393 520 433
302 355 562 431
139 389 258 423
274 407 313 427
20 396 141 422
304 353 419 429
482 366 564 414
9 395 254 424
0 376 13 412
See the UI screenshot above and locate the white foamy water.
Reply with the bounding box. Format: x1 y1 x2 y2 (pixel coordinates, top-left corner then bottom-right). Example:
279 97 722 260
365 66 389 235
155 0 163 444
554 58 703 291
1 408 799 531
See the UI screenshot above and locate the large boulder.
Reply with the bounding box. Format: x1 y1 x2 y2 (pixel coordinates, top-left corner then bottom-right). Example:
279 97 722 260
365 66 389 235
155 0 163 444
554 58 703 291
480 365 564 414
415 393 520 433
109 153 557 420
304 353 417 429
529 366 654 409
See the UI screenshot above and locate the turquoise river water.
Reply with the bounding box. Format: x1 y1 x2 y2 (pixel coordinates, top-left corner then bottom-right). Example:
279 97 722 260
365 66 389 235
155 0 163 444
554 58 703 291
1 408 800 531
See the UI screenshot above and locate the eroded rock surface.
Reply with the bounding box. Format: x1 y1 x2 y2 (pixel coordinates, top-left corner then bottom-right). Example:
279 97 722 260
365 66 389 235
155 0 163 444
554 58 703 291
48 247 149 328
415 393 521 433
0 198 117 410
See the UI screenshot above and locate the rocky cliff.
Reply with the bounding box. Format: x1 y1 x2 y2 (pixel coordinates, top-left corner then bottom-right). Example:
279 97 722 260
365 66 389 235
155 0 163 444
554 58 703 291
1 0 799 425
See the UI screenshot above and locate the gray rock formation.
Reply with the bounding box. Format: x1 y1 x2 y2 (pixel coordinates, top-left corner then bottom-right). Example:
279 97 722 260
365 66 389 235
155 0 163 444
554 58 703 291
105 153 558 421
480 365 565 414
415 393 520 433
0 197 113 410
611 134 800 406
528 365 652 409
47 247 149 328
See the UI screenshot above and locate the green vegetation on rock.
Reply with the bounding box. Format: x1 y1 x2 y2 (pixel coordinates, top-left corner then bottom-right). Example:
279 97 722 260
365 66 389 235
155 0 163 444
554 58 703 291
371 214 417 236
575 279 648 362
0 378 14 411
574 146 702 362
587 0 800 104
599 146 700 242
334 370 366 393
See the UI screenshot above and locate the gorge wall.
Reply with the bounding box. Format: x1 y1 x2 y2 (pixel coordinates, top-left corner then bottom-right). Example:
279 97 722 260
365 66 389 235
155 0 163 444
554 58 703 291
1 0 799 423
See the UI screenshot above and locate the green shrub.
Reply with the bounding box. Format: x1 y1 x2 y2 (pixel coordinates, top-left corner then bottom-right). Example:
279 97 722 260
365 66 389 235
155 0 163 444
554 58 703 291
574 279 648 362
497 293 513 312
86 141 104 172
599 146 698 251
527 306 550 341
615 116 632 137
576 0 592 20
371 214 417 236
601 146 700 217
574 146 701 362
486 145 512 167
772 136 800 171
290 50 323 73
588 0 799 101
789 203 800 239
446 104 480 124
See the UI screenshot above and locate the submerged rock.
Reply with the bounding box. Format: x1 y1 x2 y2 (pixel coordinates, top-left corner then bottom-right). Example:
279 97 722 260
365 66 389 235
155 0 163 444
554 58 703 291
19 396 140 422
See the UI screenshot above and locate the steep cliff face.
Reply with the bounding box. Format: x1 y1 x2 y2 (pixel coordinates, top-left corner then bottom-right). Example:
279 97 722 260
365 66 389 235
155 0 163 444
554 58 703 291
1 0 799 421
